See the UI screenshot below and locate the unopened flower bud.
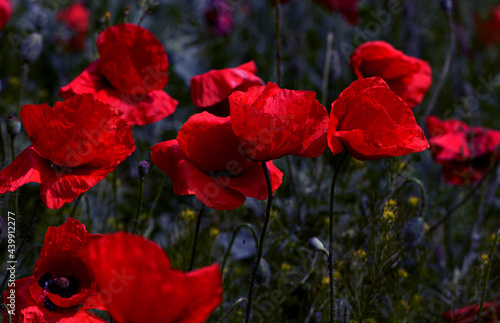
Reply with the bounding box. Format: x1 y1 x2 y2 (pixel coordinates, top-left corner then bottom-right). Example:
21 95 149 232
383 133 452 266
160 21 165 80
19 33 43 64
138 161 150 180
308 237 325 251
7 115 21 137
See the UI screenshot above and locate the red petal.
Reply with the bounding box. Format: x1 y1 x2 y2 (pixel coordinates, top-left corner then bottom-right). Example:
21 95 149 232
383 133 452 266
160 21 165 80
58 60 107 99
96 23 169 95
2 277 106 323
0 146 48 194
221 161 283 200
86 233 222 323
230 82 328 161
21 93 135 169
95 87 178 126
328 77 429 160
30 218 105 312
151 140 246 210
190 61 264 111
350 41 432 107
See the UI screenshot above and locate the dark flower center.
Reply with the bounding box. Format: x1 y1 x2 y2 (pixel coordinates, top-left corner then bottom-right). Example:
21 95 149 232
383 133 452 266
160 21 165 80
38 272 81 311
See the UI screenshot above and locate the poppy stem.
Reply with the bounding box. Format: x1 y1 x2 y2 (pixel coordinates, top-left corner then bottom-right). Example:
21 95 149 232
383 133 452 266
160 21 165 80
328 150 348 323
245 161 273 323
188 203 206 271
477 229 500 323
0 303 12 323
221 223 259 279
420 9 455 124
132 178 145 234
219 297 247 322
275 0 281 86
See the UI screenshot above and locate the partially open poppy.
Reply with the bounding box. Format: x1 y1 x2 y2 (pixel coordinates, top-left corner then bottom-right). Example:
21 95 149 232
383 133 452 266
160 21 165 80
0 94 135 209
59 23 178 125
86 232 222 323
328 77 429 160
190 61 264 117
350 41 432 108
229 82 329 162
2 218 106 323
151 111 282 210
427 116 500 185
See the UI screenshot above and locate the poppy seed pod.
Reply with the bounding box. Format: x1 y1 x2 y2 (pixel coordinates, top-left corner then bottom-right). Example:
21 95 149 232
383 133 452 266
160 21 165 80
7 115 21 137
19 33 43 64
138 160 150 180
307 237 326 252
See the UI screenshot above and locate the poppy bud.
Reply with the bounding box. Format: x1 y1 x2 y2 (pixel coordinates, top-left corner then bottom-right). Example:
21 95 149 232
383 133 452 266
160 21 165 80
7 115 21 137
439 0 452 14
307 237 329 257
402 217 425 247
138 161 150 180
19 33 43 64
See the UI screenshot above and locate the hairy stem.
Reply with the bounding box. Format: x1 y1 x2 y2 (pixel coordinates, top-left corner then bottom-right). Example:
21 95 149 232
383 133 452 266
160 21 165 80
188 204 206 271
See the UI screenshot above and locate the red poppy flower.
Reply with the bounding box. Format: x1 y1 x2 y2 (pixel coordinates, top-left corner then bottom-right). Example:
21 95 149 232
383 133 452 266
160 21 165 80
204 0 234 36
350 41 432 108
228 82 329 162
56 2 90 33
328 77 429 160
0 94 135 209
151 112 283 210
0 0 11 30
443 296 500 322
190 61 264 117
475 6 500 46
86 232 222 323
427 116 500 185
2 218 106 323
59 23 178 125
313 0 360 25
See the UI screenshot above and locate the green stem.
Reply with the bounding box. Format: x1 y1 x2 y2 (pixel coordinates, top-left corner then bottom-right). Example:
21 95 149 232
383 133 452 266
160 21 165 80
245 162 274 323
220 223 259 278
132 179 144 234
147 174 166 220
477 229 500 323
1 303 11 323
18 64 28 115
403 177 427 218
275 0 281 86
329 151 348 323
188 204 206 271
218 298 247 322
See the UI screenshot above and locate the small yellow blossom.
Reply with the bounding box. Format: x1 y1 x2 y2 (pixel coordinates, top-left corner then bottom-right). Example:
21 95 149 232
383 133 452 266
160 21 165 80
386 199 397 207
382 210 396 222
401 299 409 310
322 276 330 285
180 208 196 222
209 228 220 238
9 77 19 85
281 263 291 272
398 268 409 279
357 249 367 261
481 254 489 264
413 294 422 304
334 271 341 280
408 196 420 207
